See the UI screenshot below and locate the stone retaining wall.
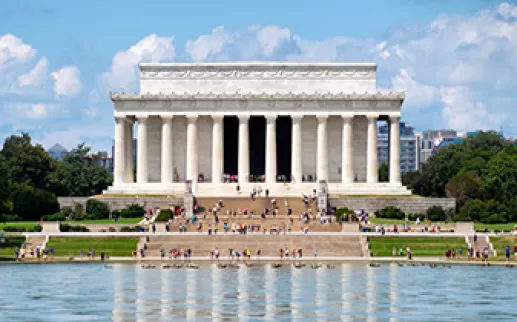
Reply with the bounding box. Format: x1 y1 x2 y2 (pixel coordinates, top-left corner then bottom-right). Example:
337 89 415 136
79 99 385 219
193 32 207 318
330 197 455 215
58 196 184 210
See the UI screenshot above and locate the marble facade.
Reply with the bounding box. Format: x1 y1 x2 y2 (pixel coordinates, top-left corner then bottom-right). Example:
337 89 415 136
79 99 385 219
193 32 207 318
105 62 411 196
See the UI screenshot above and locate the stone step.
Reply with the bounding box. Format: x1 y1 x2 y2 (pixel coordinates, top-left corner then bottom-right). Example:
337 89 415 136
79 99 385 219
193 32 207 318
141 235 364 257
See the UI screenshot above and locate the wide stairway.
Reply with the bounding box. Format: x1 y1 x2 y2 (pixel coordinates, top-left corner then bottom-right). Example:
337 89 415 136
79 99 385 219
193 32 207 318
143 234 365 257
164 196 341 233
468 235 494 256
24 236 47 250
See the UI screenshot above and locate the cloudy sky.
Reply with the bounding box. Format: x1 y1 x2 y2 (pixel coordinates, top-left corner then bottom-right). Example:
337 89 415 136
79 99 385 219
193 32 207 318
1 0 516 152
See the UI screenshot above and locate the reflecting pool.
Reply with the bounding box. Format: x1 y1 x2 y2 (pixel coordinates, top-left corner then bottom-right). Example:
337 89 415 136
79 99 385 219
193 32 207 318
1 263 516 321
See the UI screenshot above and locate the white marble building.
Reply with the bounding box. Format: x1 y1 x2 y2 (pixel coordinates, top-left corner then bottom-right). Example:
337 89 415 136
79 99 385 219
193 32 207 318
105 62 410 196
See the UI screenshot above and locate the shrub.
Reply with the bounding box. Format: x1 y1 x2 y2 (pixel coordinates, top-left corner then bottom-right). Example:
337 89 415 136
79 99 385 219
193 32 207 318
119 204 145 218
426 206 447 221
108 227 117 232
120 226 141 232
155 209 173 222
60 223 89 232
42 212 67 221
12 186 59 221
2 226 26 232
85 199 110 219
0 214 22 222
375 206 405 219
27 225 43 232
333 207 355 221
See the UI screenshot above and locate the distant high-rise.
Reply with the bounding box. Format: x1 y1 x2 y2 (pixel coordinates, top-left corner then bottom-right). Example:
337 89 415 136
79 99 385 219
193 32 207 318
47 143 68 160
419 130 458 164
377 121 420 173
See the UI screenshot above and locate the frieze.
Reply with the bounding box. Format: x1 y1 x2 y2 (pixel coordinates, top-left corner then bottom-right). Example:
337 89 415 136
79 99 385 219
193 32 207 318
139 64 376 80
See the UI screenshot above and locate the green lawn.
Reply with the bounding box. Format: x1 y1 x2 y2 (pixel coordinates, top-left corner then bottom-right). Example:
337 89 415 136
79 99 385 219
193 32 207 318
369 237 467 257
46 237 139 257
489 236 517 261
0 235 25 259
0 222 38 230
368 218 452 225
68 218 143 225
474 223 517 232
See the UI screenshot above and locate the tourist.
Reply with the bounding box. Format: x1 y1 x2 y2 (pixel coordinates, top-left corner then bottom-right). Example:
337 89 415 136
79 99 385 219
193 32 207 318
392 247 396 256
505 245 511 263
406 247 412 260
513 245 517 261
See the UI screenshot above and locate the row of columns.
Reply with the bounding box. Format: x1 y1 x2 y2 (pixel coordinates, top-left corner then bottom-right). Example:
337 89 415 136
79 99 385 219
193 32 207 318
113 114 401 186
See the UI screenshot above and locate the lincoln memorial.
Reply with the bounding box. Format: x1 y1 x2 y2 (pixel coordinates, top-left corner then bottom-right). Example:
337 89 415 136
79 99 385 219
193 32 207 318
105 62 411 196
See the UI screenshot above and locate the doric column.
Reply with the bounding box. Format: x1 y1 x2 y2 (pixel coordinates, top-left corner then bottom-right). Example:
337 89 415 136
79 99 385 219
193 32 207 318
161 115 174 184
265 114 277 183
366 114 378 184
389 115 401 184
186 115 198 182
341 115 354 184
291 115 303 183
124 118 134 183
238 115 250 184
136 115 149 184
113 116 126 185
212 115 224 184
316 114 329 181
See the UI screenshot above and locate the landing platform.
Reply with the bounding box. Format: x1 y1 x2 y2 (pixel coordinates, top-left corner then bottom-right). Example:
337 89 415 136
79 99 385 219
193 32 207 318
104 182 411 197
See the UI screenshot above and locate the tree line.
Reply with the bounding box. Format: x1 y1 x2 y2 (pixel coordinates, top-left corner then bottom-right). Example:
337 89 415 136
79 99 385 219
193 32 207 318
402 131 517 224
0 133 112 221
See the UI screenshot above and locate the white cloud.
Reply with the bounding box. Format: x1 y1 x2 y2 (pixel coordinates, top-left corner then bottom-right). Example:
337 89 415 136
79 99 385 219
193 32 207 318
51 66 81 97
0 34 36 68
2 102 60 122
104 34 175 90
18 57 48 87
256 25 291 57
391 69 439 109
440 86 504 131
185 26 229 62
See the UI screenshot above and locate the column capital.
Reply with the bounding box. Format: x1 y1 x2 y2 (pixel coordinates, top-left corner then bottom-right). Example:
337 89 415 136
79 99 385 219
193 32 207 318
341 114 354 122
316 114 329 121
161 114 174 120
291 114 303 123
366 113 379 121
265 114 277 121
211 114 224 120
238 115 250 122
389 113 401 122
136 114 149 121
186 114 198 122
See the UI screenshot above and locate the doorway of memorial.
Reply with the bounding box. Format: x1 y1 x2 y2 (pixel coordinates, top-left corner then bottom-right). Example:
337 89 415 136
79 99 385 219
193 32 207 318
223 116 238 180
249 116 265 181
276 116 292 182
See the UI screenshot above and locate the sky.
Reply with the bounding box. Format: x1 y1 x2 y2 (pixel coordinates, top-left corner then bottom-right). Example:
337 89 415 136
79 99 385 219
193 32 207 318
0 0 516 153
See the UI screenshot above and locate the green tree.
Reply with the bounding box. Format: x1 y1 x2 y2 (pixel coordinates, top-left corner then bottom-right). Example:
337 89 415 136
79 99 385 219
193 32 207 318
12 185 59 221
0 155 12 214
60 144 112 196
0 133 67 195
378 162 389 182
445 172 484 208
482 149 517 204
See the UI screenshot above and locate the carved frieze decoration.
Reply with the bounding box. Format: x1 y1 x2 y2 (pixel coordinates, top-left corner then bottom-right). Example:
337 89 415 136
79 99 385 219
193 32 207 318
140 64 376 80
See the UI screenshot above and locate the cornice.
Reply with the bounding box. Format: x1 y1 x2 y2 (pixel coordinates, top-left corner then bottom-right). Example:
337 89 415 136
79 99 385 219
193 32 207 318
110 92 405 101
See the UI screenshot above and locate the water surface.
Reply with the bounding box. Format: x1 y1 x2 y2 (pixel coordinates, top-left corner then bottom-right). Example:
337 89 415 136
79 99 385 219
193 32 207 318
1 263 516 321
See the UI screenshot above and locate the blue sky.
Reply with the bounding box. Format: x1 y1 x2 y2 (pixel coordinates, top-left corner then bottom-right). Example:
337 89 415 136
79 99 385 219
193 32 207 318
0 0 516 152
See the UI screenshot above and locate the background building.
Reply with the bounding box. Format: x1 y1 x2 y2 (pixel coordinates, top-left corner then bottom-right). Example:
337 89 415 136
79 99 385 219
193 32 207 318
47 143 68 160
92 151 114 173
377 121 420 173
419 130 458 165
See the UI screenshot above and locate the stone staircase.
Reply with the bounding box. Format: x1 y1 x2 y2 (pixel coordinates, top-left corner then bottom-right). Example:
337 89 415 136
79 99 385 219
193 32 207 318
142 234 365 257
24 236 47 250
154 220 342 233
468 235 494 256
195 196 316 217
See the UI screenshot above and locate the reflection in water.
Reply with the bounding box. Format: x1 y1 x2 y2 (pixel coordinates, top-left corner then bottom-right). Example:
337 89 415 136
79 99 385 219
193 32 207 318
1 263 517 321
389 264 399 322
265 265 276 321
